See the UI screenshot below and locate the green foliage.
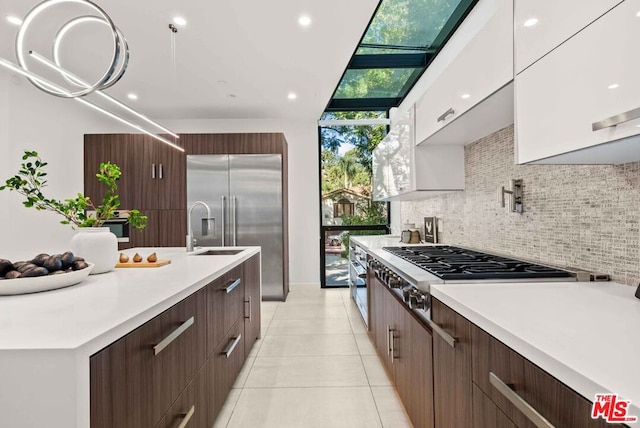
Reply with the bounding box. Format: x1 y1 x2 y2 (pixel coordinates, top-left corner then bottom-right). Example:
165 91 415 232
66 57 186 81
1 150 147 230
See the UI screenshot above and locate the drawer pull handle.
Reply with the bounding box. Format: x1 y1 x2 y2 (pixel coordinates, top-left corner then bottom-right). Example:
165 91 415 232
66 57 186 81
159 163 164 179
153 317 195 356
386 324 391 355
592 106 640 131
427 319 456 348
225 278 241 294
245 297 252 322
390 328 396 364
489 372 555 428
223 334 242 358
437 107 455 123
151 163 156 179
177 405 195 428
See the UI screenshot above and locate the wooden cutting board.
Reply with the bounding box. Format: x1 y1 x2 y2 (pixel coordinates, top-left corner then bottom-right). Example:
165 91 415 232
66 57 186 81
116 260 171 268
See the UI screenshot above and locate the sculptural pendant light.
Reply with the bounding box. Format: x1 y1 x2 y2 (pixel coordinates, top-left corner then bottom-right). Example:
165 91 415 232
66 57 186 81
0 0 183 151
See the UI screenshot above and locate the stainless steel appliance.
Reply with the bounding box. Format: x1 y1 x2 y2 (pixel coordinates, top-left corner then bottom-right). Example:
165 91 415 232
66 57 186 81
368 245 602 325
187 154 286 300
348 242 368 325
86 210 131 243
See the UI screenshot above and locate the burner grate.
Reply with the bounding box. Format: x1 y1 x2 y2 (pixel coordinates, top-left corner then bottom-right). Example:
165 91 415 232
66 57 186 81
382 246 573 280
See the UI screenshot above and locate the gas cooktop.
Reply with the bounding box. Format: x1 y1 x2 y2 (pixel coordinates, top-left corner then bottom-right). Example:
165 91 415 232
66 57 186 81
382 246 573 281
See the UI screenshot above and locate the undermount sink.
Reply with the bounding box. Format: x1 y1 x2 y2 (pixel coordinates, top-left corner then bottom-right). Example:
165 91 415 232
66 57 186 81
193 249 244 256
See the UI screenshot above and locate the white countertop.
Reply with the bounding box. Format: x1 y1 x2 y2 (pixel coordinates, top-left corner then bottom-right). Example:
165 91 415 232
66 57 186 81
0 246 259 353
431 281 640 420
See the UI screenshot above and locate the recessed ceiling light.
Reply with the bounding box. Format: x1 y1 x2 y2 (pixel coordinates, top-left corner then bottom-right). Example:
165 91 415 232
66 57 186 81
127 93 138 100
288 92 297 100
523 18 538 27
608 83 620 89
637 10 640 17
298 15 312 27
461 93 471 99
6 15 22 26
173 16 187 26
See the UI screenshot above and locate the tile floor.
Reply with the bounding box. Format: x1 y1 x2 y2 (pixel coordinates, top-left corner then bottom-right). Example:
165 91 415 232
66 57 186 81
212 284 413 428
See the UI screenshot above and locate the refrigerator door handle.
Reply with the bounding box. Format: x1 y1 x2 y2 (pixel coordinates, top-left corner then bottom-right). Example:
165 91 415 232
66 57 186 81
232 195 237 246
221 196 226 246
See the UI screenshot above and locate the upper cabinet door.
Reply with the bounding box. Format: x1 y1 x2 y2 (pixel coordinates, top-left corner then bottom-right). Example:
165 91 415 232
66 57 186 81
515 0 622 74
372 137 390 201
414 0 513 146
387 109 414 197
516 0 640 164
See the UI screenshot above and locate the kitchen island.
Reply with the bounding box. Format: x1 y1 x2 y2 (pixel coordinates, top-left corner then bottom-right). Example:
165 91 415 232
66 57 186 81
0 246 260 428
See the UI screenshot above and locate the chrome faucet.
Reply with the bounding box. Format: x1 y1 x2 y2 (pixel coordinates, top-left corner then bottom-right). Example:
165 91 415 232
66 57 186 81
186 201 214 252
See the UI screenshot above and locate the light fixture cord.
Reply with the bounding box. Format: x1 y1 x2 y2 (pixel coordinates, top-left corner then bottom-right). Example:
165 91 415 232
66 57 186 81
169 24 178 75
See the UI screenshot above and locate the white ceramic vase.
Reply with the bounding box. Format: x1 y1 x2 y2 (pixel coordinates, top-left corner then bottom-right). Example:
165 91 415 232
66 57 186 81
70 227 118 274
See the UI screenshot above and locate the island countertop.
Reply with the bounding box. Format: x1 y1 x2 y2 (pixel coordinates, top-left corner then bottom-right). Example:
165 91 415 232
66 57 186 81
0 246 260 428
0 246 259 353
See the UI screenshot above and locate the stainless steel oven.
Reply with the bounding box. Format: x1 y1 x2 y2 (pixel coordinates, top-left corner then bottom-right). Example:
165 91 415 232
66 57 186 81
86 210 131 243
349 241 368 325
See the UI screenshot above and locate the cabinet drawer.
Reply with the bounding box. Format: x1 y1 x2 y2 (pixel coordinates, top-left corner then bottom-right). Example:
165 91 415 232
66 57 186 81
90 290 206 428
207 318 245 425
157 365 208 428
472 383 516 428
471 324 623 427
206 265 244 356
431 298 472 428
516 0 640 164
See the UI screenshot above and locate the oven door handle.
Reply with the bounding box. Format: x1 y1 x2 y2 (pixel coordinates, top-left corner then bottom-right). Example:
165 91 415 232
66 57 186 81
349 261 366 278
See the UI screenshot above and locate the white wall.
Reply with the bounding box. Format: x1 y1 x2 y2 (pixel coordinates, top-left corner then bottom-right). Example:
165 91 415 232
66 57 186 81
0 74 320 285
0 74 131 261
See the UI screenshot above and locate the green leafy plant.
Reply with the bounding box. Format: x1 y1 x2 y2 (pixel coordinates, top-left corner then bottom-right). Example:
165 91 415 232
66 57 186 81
0 150 147 230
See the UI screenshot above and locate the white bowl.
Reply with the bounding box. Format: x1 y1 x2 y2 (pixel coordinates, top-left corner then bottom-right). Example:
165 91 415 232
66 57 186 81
0 263 95 296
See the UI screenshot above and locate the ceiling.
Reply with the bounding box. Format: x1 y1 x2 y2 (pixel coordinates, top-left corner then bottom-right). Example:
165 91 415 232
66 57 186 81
0 0 380 120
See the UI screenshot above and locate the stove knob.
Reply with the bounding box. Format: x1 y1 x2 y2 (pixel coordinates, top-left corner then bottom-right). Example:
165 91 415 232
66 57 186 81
388 273 396 287
390 274 402 289
402 286 413 303
409 293 425 310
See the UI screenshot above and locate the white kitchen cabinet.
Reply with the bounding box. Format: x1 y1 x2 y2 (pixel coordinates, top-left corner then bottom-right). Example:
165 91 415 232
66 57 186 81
373 107 464 201
516 0 640 165
515 0 622 74
414 0 513 146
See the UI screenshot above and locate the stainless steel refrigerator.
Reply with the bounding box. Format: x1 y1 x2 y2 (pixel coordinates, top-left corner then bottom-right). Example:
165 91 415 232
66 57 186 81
187 154 286 300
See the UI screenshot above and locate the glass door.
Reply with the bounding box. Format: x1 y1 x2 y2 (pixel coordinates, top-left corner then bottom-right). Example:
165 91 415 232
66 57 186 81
319 112 390 288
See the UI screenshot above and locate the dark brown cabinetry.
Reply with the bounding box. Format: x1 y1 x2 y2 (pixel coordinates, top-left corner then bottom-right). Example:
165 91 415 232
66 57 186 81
206 265 244 357
431 297 473 428
471 323 623 428
207 318 245 425
473 383 517 428
368 276 435 428
369 288 628 428
84 134 186 249
243 254 261 358
84 134 136 209
90 257 261 428
157 365 208 428
90 290 206 428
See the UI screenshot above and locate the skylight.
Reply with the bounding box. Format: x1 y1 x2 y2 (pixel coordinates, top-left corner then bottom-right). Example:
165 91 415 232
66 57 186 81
325 0 478 113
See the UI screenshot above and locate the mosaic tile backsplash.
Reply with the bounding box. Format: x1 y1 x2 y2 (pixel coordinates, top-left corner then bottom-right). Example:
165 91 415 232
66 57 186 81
401 125 640 286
